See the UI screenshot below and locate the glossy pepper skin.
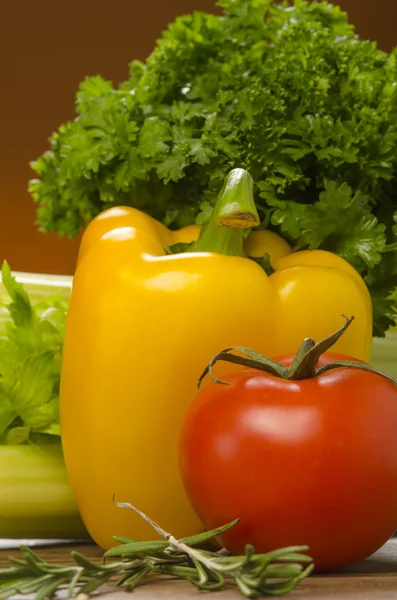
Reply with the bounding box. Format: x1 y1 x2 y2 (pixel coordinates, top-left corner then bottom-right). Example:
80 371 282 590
60 170 372 550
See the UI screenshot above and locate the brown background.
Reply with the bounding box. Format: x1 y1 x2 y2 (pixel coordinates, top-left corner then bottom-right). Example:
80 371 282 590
1 0 397 275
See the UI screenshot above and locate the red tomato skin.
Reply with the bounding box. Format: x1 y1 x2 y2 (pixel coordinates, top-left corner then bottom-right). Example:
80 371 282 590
179 362 397 571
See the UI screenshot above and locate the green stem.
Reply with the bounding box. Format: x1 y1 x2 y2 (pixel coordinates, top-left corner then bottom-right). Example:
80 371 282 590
288 315 354 380
0 444 88 538
190 169 260 257
197 315 397 388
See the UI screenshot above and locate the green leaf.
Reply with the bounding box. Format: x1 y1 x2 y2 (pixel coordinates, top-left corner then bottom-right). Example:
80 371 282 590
188 140 216 165
104 540 168 558
139 117 171 159
295 180 386 270
251 253 275 276
180 518 240 545
78 574 112 595
112 536 136 544
120 567 152 591
70 552 104 572
6 427 30 445
190 557 209 586
235 576 256 598
268 199 307 241
35 422 61 436
0 387 17 438
28 0 397 336
77 76 114 113
156 154 188 183
0 263 66 442
10 352 58 429
369 291 397 337
1 263 34 328
163 242 191 255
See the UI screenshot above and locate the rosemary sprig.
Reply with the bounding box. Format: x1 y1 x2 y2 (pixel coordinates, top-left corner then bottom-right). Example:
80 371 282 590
0 501 314 599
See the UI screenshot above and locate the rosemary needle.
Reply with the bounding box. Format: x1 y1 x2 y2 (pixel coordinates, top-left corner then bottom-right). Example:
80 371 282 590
0 500 314 599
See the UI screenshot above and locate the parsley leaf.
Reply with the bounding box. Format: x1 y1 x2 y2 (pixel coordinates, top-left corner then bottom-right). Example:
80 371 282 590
287 180 386 271
29 0 397 335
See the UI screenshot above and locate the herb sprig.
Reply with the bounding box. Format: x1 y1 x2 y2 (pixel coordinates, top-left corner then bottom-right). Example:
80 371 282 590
30 0 397 335
0 501 313 599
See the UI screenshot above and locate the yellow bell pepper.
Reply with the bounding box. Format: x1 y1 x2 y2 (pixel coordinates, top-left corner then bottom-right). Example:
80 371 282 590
61 169 372 550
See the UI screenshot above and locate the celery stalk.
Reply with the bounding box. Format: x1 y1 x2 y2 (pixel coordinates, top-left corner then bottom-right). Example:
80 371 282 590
0 268 86 539
0 444 88 538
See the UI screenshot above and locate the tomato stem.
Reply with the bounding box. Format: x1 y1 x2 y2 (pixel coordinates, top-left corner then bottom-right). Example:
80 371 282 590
287 315 353 380
197 316 397 388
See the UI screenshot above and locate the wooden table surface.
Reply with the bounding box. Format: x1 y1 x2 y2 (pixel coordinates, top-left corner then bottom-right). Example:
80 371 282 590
0 539 396 599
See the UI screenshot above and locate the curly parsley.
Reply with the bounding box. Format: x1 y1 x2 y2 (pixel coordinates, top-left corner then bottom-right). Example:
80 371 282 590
29 0 397 335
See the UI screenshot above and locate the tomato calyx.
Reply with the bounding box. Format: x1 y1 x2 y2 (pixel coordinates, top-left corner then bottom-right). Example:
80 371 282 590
197 315 397 388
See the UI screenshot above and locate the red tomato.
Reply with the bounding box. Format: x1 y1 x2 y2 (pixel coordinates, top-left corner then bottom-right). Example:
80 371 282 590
179 356 397 571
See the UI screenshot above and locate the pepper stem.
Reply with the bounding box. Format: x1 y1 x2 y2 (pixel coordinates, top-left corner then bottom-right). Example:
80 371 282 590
190 168 260 256
197 316 397 388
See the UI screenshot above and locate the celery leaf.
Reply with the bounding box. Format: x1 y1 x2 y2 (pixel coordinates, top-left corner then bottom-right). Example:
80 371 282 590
0 263 66 444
